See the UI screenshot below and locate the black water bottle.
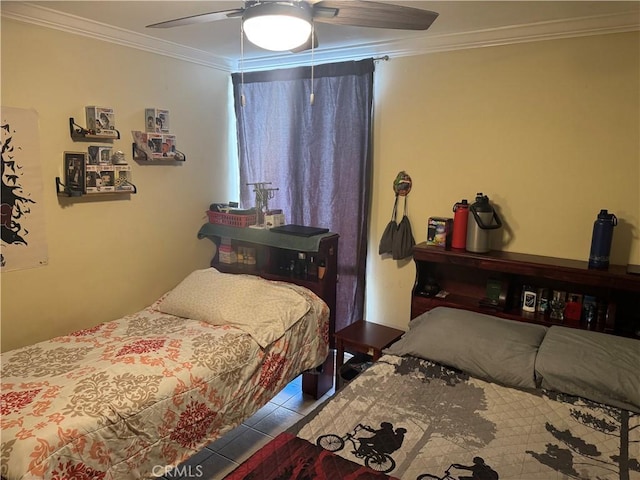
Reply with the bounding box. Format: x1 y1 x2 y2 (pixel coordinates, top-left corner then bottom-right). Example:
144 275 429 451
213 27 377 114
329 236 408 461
588 209 617 269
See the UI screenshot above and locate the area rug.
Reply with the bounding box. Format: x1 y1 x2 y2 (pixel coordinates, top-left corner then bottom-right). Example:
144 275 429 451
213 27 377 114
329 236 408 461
223 431 399 480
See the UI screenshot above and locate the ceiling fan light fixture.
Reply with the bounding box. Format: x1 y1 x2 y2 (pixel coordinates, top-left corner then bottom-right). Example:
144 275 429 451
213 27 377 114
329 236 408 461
243 2 312 51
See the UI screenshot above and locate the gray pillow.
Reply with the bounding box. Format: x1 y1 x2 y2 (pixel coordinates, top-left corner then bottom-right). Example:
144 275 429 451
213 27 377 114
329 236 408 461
535 326 640 412
384 307 548 389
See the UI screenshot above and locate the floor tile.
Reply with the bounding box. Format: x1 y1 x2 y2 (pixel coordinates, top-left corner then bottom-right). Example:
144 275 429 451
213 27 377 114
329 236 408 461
282 390 328 415
240 401 278 428
194 451 238 480
269 380 301 406
162 448 216 479
206 423 250 452
251 405 305 436
216 426 273 464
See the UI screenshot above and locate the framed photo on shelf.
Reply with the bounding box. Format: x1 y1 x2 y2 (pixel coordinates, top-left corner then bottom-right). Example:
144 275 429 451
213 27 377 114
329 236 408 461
64 151 86 194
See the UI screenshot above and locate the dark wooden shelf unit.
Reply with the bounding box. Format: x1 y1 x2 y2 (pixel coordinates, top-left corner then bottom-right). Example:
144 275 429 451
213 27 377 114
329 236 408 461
198 223 339 398
411 243 640 338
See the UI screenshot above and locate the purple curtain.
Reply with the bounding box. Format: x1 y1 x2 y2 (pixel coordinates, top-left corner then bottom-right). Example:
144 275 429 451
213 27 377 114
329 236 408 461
231 59 374 332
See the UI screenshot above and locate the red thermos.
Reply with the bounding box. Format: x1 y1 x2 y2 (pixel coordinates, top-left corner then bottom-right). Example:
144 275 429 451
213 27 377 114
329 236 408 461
452 199 469 249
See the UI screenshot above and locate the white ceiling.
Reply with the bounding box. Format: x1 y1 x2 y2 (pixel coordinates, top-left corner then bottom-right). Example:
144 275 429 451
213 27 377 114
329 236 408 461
3 1 639 71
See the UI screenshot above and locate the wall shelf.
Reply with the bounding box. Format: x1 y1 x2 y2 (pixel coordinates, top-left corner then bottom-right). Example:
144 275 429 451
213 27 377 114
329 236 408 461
55 175 137 197
132 143 185 162
411 243 640 338
69 117 119 141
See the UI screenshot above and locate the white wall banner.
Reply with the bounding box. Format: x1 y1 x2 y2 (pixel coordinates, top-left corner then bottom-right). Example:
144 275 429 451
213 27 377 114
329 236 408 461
1 107 48 272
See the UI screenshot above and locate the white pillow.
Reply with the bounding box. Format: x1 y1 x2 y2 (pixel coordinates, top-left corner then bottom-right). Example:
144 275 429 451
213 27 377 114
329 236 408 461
157 268 310 348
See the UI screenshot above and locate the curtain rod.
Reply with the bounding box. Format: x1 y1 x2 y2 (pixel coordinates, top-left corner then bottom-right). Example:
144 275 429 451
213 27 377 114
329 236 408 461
374 55 390 62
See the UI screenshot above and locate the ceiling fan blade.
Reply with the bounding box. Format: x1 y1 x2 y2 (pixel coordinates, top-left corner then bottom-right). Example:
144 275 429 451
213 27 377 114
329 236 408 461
290 31 320 53
313 1 438 30
146 8 243 28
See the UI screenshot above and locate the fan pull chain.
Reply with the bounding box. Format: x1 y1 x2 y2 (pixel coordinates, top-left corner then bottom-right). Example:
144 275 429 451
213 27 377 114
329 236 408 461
310 21 315 106
240 22 246 107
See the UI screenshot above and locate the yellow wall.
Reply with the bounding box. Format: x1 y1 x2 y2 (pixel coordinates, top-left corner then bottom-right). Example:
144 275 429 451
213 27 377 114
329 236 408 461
1 19 232 351
366 32 640 331
1 18 638 349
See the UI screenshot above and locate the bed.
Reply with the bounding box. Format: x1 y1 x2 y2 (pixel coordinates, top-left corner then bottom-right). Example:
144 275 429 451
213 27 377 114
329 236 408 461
0 267 330 480
224 307 640 480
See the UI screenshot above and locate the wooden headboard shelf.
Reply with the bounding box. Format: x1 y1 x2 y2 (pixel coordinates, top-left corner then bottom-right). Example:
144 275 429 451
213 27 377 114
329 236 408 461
411 243 640 338
198 223 339 398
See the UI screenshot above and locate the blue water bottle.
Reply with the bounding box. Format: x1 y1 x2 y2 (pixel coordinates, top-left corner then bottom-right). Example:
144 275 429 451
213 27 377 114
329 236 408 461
588 209 617 269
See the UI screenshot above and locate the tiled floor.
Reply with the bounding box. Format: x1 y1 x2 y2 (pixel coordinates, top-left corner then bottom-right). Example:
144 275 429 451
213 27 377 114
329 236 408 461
162 374 335 480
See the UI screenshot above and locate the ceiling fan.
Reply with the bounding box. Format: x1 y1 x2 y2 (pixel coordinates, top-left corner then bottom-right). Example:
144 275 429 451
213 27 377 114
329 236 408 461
147 1 439 52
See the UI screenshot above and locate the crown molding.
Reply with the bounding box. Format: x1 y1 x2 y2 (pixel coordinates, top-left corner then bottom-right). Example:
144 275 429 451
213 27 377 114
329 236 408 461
1 2 233 71
241 10 640 71
2 3 638 73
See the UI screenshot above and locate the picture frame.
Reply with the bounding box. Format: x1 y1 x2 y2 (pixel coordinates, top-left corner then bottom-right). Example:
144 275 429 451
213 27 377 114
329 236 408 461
64 151 86 194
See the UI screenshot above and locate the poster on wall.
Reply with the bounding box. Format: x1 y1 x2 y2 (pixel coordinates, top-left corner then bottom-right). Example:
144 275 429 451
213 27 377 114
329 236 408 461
1 106 48 272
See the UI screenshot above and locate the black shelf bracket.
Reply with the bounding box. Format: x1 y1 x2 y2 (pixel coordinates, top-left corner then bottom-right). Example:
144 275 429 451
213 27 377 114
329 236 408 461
121 180 137 194
69 117 120 141
55 177 83 197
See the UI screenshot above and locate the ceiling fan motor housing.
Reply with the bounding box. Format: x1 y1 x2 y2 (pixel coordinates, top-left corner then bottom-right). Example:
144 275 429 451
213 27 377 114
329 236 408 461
243 1 314 51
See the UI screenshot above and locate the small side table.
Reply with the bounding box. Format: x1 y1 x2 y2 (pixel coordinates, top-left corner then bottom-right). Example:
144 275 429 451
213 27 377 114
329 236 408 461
334 320 404 390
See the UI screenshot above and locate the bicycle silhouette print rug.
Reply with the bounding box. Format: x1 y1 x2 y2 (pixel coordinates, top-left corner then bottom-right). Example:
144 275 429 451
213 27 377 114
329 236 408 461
224 355 638 480
224 430 399 480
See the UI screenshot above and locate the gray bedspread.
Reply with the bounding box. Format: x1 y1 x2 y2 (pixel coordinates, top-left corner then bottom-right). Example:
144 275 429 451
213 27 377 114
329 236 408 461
289 354 640 480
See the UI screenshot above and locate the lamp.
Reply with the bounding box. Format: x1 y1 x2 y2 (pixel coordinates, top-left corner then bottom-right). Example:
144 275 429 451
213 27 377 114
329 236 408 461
243 2 313 52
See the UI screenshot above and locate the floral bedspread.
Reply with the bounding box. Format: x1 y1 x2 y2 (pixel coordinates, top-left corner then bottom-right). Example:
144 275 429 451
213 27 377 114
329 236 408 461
0 286 329 480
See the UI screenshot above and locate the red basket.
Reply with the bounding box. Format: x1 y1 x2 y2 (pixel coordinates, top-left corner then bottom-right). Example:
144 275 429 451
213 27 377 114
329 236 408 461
207 210 257 228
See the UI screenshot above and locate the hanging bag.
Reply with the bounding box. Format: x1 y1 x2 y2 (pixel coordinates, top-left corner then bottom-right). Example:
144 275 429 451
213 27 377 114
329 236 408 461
378 194 398 255
392 195 416 260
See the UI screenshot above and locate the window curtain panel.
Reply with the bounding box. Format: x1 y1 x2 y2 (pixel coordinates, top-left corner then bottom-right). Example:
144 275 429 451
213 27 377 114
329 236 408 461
231 59 374 333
